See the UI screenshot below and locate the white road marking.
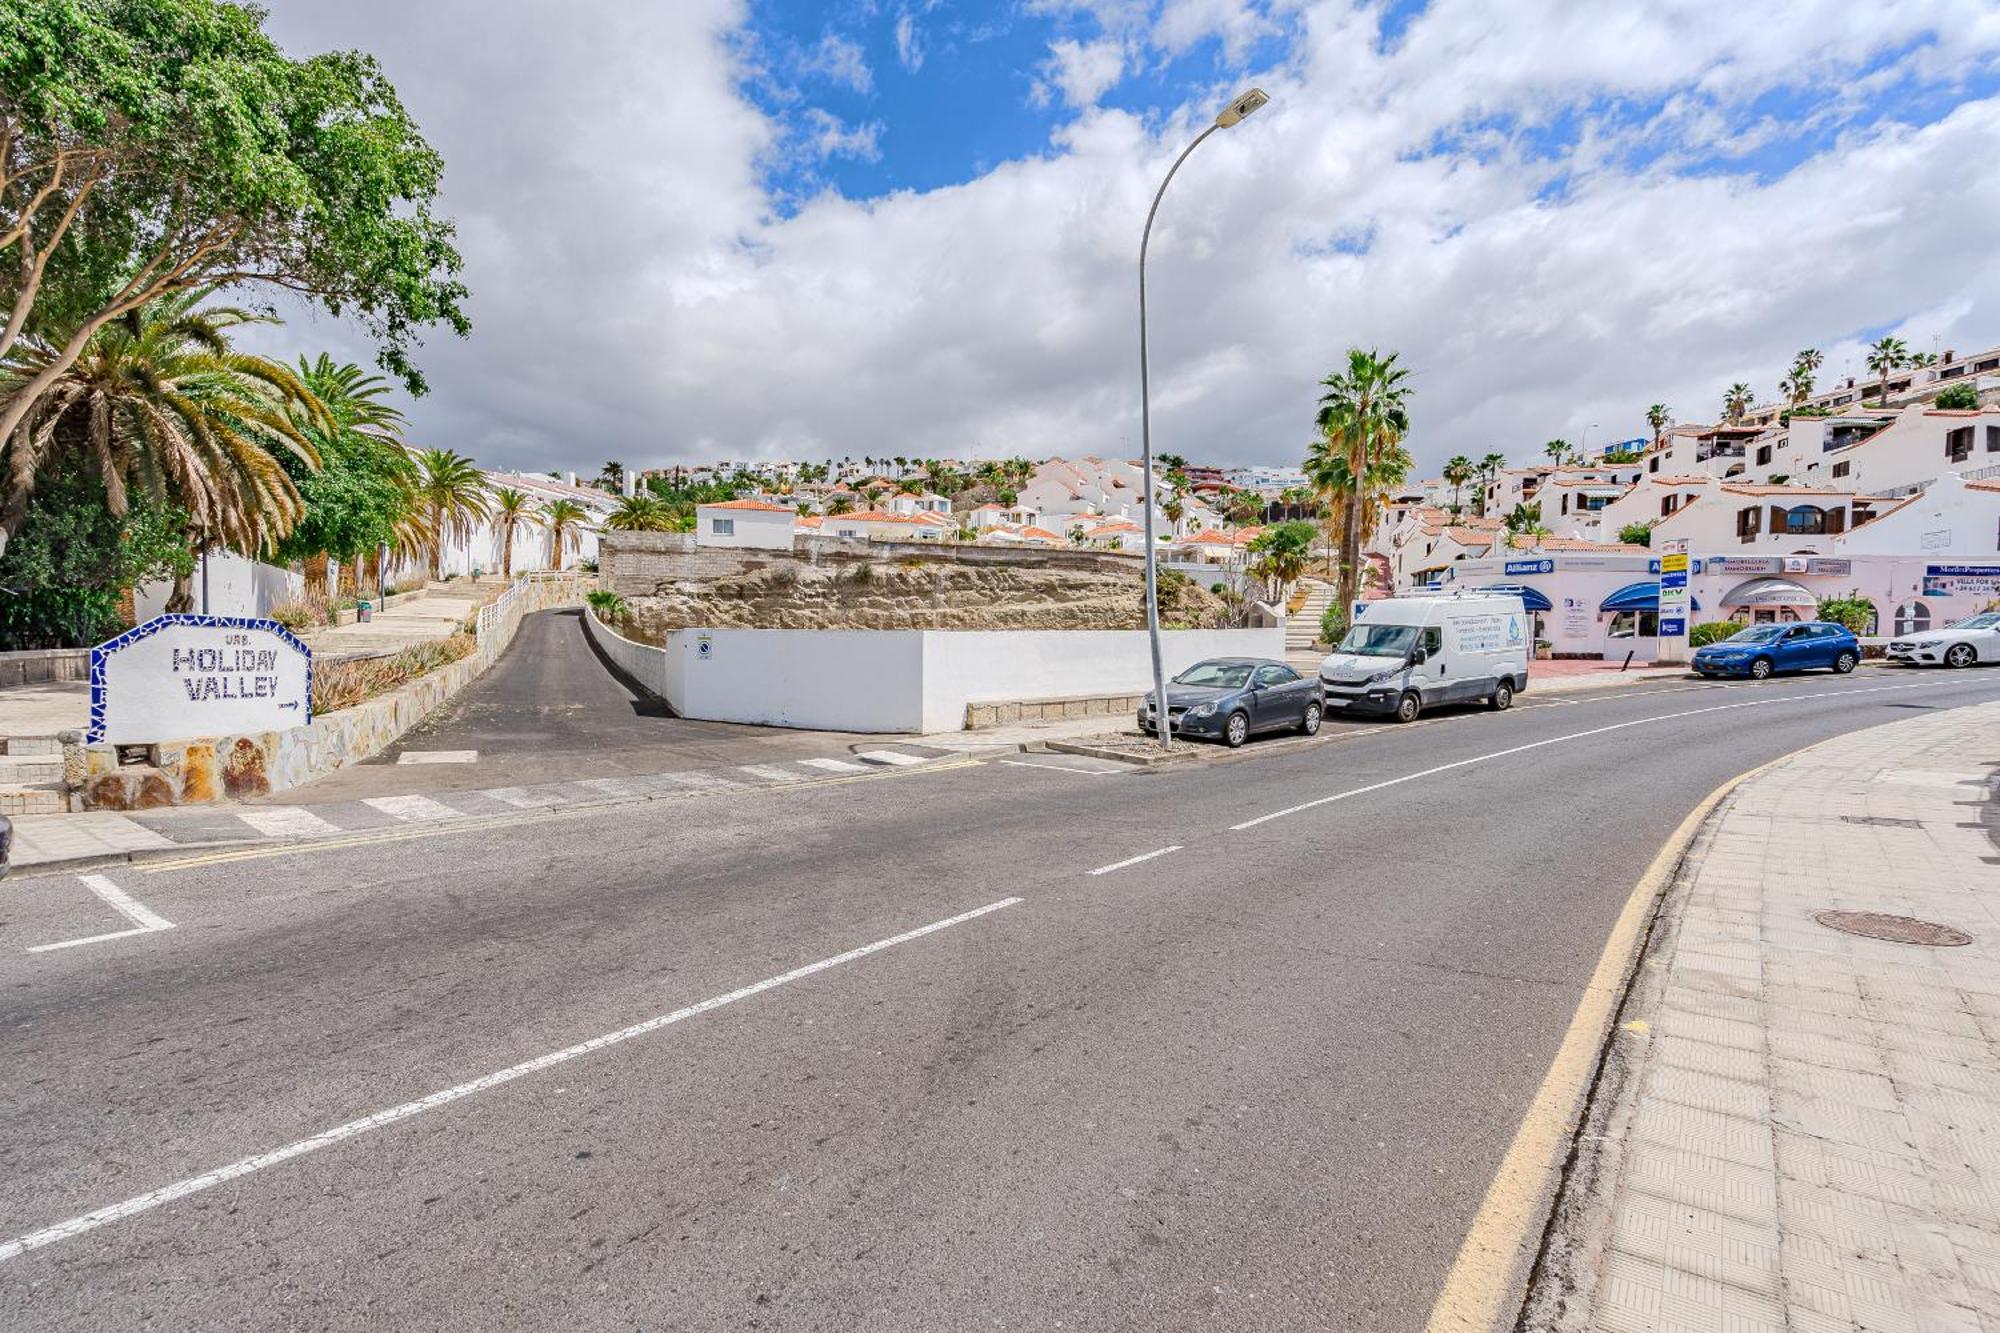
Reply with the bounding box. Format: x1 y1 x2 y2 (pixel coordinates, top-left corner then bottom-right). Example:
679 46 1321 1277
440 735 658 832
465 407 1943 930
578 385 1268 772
0 895 1024 1265
235 807 342 839
26 875 175 954
362 794 461 823
739 764 808 783
1233 678 1945 830
998 758 1121 776
856 750 925 766
655 771 744 790
796 757 871 774
395 750 479 765
479 786 548 808
1089 845 1183 875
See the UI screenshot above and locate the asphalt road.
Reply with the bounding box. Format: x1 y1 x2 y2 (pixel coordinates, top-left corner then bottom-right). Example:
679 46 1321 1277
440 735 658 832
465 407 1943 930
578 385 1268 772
273 609 900 803
5 665 2000 1330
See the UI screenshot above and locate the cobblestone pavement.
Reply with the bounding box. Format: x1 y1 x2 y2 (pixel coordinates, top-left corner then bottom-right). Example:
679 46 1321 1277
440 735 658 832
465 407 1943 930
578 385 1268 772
1529 699 2000 1332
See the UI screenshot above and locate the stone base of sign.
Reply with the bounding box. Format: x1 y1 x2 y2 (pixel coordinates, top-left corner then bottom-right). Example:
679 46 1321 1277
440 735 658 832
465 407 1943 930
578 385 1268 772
67 574 586 811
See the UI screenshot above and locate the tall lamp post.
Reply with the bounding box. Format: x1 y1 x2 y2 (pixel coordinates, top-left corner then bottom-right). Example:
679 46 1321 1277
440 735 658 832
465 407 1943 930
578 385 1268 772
1138 86 1269 751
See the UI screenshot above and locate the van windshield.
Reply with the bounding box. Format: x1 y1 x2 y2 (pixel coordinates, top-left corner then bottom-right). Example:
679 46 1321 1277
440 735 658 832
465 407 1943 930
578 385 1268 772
1337 623 1418 658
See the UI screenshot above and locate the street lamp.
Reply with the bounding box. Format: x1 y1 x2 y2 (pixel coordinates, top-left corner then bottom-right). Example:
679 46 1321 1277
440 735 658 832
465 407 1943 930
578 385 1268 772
1137 86 1270 751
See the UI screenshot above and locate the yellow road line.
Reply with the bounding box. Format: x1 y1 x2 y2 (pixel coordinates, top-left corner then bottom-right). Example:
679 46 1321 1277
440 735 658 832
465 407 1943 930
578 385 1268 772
141 758 984 875
1420 747 1797 1333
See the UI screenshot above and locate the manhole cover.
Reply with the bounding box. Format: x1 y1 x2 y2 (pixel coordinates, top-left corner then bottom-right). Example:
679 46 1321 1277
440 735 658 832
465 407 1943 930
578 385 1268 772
1813 910 1972 947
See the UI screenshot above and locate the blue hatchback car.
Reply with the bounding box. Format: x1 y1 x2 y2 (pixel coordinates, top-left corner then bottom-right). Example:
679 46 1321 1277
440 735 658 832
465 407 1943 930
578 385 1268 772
1691 621 1860 680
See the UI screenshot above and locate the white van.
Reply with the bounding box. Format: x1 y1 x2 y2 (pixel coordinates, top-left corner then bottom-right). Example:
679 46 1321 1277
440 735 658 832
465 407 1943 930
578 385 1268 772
1318 590 1530 722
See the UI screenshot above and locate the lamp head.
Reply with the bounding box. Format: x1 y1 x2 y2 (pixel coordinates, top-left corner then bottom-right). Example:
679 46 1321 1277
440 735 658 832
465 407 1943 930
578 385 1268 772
1215 87 1270 128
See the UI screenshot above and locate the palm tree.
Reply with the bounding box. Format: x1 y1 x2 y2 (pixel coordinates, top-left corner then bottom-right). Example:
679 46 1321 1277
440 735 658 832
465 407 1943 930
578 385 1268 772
604 493 672 531
1543 439 1570 466
895 476 925 495
1443 455 1475 512
1645 404 1671 448
1311 348 1412 616
1909 350 1938 368
826 494 856 516
1 291 326 601
488 487 538 580
540 498 589 571
295 354 405 441
1162 491 1186 530
1866 335 1908 405
1780 366 1813 408
1722 382 1754 424
412 448 489 581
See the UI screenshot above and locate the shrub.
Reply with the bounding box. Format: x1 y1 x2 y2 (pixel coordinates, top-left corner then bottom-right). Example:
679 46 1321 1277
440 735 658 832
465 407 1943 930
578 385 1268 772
585 589 630 622
1935 383 1980 411
269 595 329 629
1689 621 1742 647
1617 521 1653 547
1320 603 1349 646
1815 590 1876 634
312 631 476 716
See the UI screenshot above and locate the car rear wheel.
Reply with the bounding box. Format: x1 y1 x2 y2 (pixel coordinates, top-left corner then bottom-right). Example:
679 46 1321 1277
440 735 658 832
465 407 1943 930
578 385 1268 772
1224 711 1250 747
1491 680 1514 710
1749 657 1774 680
1394 692 1421 724
1833 650 1857 674
1946 643 1977 669
1300 701 1322 735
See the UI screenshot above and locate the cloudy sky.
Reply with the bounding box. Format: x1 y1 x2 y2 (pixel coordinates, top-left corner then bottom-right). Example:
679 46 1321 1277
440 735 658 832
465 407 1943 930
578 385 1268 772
254 0 2000 479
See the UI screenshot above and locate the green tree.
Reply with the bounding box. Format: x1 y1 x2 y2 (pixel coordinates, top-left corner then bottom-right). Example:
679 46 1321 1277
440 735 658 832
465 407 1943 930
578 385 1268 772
0 462 191 646
411 447 487 580
1312 348 1411 616
1503 501 1542 534
1246 520 1315 601
540 498 587 571
1443 454 1475 511
270 355 413 592
1645 403 1670 447
1722 382 1754 423
489 486 537 579
0 0 469 558
1617 520 1654 547
1815 590 1875 634
1934 383 1979 411
1543 439 1570 465
1865 336 1908 406
603 493 672 531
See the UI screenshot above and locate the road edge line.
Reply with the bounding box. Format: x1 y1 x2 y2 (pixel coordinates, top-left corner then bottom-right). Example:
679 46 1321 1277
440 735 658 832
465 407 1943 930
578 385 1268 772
1419 747 1798 1333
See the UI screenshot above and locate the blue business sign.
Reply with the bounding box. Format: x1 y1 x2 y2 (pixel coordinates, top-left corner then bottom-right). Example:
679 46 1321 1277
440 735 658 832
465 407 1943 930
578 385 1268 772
1504 558 1555 576
1659 616 1687 637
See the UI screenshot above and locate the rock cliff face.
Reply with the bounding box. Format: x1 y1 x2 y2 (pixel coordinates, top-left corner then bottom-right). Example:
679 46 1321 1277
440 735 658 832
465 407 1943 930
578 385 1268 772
628 557 1151 636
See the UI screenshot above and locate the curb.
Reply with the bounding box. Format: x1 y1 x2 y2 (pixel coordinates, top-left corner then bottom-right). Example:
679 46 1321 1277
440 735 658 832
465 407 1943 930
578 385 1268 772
1042 738 1202 766
1419 746 1800 1333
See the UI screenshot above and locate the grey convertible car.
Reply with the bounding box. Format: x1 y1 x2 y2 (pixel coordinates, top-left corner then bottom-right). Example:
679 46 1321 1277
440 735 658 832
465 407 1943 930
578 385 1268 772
1137 657 1322 747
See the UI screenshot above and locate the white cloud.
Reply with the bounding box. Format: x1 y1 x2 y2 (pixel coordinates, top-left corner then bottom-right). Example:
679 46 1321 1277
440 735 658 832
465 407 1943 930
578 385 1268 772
252 0 2000 480
801 108 885 162
798 31 873 93
1032 36 1130 110
894 13 923 72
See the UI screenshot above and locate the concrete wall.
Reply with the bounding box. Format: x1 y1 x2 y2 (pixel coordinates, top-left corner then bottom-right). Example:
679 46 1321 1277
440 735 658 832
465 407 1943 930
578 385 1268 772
0 648 87 687
135 551 307 620
579 610 1284 734
599 530 1142 597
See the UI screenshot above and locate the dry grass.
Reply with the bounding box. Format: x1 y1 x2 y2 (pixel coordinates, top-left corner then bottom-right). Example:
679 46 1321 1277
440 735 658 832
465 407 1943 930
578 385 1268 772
313 631 476 716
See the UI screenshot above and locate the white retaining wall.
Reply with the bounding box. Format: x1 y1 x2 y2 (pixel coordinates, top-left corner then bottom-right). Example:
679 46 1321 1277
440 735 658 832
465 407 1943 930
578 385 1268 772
581 611 1285 733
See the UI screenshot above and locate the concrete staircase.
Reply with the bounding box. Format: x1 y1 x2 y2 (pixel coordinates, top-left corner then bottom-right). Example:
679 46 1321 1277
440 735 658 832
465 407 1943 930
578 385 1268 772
1286 579 1337 654
0 734 67 815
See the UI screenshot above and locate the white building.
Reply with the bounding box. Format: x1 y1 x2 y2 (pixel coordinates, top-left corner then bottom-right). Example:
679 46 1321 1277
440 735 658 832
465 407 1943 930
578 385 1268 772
697 498 797 549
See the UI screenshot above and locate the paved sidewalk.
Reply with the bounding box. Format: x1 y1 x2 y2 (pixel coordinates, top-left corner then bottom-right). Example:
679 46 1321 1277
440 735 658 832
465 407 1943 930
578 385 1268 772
1528 700 2000 1332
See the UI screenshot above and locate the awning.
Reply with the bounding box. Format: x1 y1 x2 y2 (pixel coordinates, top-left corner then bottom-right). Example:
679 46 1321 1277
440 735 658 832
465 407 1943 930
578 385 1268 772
1721 576 1817 609
1475 583 1553 612
1600 581 1702 613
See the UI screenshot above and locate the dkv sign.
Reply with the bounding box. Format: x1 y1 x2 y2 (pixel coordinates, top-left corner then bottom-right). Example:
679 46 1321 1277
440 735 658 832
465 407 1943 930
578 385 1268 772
89 615 312 745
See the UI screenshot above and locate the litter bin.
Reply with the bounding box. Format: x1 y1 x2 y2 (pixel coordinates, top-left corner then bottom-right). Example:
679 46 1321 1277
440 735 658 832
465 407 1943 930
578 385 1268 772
357 599 373 623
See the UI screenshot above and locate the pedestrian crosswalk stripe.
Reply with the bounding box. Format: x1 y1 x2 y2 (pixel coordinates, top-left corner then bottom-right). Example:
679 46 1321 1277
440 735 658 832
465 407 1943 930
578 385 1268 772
362 794 460 822
656 771 742 789
236 807 343 838
481 787 547 808
739 764 807 782
856 750 925 766
796 757 869 773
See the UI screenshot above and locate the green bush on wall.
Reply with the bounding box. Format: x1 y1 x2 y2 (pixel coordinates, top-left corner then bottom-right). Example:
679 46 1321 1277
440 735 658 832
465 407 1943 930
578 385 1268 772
1689 621 1743 647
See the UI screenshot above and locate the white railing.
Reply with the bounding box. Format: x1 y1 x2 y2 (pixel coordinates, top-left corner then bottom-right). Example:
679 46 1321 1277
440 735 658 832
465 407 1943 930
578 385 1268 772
476 570 588 645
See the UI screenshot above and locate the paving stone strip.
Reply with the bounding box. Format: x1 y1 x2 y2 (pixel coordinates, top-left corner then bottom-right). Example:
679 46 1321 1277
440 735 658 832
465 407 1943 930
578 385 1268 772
1 745 952 870
1525 699 2000 1333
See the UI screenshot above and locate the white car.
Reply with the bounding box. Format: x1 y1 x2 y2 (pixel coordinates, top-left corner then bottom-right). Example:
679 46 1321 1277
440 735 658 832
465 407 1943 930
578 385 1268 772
1886 611 2000 668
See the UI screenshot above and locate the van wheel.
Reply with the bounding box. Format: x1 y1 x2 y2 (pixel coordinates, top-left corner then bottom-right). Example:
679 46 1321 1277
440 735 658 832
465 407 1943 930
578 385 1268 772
1749 657 1774 680
1833 651 1857 674
1300 701 1322 735
1224 711 1250 747
1491 680 1514 710
1394 692 1421 724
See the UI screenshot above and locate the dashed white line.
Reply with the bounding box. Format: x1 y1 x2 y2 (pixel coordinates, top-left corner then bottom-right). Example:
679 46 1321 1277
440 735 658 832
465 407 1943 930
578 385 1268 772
0 895 1024 1265
998 758 1121 776
235 807 342 839
796 757 871 774
26 875 175 954
739 764 808 783
361 794 460 823
1233 678 1943 830
1088 845 1183 876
